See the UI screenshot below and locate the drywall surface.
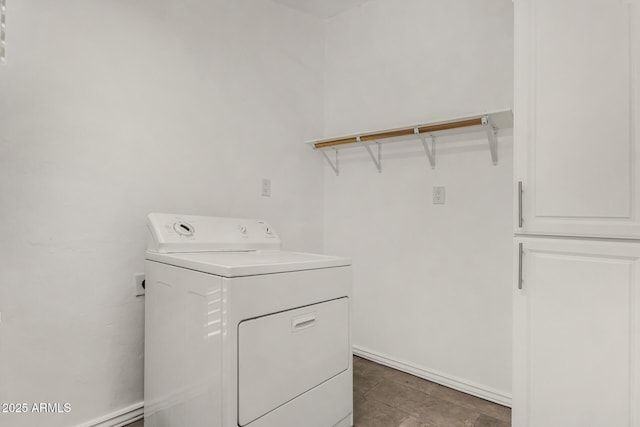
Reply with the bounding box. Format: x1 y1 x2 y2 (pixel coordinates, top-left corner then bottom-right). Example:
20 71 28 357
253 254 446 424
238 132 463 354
0 1 324 426
323 0 514 398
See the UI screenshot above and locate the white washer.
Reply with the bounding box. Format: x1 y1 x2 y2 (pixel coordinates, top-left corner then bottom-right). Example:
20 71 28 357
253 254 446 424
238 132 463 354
144 213 353 427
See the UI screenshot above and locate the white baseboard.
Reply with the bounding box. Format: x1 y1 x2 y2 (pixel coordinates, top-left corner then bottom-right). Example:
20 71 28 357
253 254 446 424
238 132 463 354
353 345 512 407
75 401 143 427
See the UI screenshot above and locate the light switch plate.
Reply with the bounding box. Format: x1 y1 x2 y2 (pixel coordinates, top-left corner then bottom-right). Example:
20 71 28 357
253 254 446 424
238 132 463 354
261 178 271 197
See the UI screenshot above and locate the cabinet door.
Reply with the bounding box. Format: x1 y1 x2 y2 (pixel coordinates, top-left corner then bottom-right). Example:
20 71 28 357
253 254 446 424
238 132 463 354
514 0 640 238
513 237 640 427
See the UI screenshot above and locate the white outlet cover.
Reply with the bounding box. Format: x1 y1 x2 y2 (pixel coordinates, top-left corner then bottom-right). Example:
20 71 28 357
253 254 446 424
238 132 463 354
433 186 446 204
135 273 145 296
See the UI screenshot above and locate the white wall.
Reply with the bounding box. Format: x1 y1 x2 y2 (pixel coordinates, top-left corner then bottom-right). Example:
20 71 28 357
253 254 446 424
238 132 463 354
323 0 514 401
0 1 324 426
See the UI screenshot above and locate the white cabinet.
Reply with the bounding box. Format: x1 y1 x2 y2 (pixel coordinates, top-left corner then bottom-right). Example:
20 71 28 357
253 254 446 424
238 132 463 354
513 237 640 427
514 1 640 425
514 0 640 238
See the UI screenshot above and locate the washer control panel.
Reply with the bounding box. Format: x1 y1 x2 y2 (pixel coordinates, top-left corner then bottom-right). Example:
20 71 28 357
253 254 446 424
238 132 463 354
147 213 281 253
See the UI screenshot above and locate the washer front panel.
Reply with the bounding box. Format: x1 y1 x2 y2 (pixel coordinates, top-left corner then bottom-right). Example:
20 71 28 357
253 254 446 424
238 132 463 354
238 298 350 425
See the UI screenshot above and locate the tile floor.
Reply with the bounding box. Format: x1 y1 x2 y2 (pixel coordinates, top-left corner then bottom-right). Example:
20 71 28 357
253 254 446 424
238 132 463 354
352 356 510 427
127 356 511 427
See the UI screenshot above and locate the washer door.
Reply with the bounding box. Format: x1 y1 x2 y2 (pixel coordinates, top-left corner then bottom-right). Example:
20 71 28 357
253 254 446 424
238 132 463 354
237 297 349 426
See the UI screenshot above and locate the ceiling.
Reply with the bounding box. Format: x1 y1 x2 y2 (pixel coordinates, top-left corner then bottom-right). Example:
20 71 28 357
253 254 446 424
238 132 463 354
271 0 372 18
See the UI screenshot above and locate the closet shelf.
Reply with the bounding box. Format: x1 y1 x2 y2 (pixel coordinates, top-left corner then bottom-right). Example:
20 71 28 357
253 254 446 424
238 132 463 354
306 109 513 175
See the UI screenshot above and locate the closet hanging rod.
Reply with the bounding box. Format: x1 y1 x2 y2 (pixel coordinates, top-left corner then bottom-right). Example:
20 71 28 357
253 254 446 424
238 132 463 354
312 117 483 149
306 110 512 174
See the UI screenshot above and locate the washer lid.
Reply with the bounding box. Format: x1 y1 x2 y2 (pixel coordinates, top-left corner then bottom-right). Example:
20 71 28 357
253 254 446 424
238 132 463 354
145 250 351 277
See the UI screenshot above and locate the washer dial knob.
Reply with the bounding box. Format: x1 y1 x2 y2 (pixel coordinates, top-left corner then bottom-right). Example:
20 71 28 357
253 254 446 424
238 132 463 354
173 222 195 236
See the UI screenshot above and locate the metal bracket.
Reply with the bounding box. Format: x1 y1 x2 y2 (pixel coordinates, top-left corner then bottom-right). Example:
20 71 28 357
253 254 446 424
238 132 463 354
321 149 339 176
482 115 498 165
357 135 382 173
415 127 436 169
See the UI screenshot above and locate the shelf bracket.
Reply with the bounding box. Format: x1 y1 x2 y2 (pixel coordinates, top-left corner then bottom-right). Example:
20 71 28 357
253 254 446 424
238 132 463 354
482 115 498 165
415 127 436 169
357 135 382 173
321 149 339 176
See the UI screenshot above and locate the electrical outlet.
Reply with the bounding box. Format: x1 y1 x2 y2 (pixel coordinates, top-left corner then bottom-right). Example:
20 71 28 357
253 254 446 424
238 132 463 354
134 273 145 297
261 178 271 197
433 186 446 205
